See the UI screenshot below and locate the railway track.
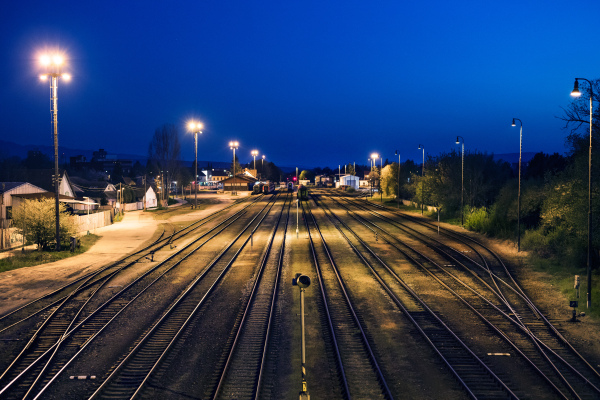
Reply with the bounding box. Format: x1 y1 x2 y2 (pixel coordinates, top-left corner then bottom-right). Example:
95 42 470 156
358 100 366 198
85 193 284 399
321 192 600 399
302 201 393 400
348 197 600 399
211 193 292 400
0 194 272 399
0 195 257 336
313 197 517 399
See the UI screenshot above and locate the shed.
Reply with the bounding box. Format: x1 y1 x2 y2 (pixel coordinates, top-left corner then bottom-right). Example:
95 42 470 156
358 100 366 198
340 175 359 190
0 182 47 220
221 175 257 192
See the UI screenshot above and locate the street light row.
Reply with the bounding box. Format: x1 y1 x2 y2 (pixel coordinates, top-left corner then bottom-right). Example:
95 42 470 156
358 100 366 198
36 51 594 309
186 120 267 203
364 78 594 309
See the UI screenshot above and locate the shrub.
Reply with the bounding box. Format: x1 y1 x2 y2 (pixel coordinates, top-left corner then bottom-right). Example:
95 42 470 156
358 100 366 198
465 207 491 233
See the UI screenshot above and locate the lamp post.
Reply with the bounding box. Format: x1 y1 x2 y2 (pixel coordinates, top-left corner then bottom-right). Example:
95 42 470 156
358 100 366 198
371 153 379 201
455 136 465 225
510 119 523 252
395 150 401 209
571 78 594 309
251 150 259 172
188 121 203 209
418 144 425 215
39 53 71 251
229 141 239 195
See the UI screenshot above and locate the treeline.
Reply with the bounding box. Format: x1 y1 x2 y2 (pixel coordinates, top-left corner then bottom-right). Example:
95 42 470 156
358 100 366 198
377 78 600 268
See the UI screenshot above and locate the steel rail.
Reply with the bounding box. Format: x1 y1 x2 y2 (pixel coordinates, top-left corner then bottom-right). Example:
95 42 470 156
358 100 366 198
86 193 281 400
332 195 599 399
211 194 291 399
321 196 568 399
302 201 393 400
357 197 600 383
0 195 258 334
0 195 265 399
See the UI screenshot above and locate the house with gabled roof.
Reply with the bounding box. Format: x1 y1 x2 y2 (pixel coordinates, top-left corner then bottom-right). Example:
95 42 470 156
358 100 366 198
0 182 47 221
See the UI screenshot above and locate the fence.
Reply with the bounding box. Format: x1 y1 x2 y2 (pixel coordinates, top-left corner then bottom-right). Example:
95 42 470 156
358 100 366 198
0 219 21 250
0 210 115 250
72 210 113 233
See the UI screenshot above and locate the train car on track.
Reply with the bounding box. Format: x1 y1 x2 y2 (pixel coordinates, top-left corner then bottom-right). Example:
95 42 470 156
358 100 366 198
287 182 294 192
262 181 275 194
297 184 309 201
252 183 263 195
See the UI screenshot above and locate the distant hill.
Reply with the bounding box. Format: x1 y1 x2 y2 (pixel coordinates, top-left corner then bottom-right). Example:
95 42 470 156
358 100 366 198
0 140 146 162
0 140 230 170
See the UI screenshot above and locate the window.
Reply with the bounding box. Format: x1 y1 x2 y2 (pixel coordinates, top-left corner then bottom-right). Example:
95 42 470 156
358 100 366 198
6 206 12 220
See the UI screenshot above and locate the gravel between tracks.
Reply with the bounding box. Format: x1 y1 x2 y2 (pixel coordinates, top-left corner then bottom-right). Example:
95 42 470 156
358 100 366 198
397 208 600 371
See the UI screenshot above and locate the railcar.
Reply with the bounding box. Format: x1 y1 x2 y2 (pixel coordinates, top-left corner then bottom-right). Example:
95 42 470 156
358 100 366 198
262 182 275 194
297 184 309 201
252 183 263 195
287 182 294 192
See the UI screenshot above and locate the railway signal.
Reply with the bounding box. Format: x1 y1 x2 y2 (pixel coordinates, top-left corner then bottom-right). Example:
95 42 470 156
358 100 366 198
292 273 311 400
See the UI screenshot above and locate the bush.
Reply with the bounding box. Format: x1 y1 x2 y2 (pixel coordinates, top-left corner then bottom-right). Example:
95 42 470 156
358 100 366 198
465 207 491 233
12 198 77 250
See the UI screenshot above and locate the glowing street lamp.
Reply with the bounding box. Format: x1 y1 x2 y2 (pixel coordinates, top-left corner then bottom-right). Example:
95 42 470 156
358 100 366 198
371 153 380 200
188 120 203 209
571 78 594 309
39 51 70 251
455 136 465 225
229 141 239 194
418 144 425 215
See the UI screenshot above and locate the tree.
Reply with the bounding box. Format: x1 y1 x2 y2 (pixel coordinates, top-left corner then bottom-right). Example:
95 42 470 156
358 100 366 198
346 163 356 176
262 161 282 182
122 187 135 203
131 160 145 177
380 164 397 197
12 198 76 250
112 161 124 183
299 170 314 181
148 124 182 194
23 150 52 170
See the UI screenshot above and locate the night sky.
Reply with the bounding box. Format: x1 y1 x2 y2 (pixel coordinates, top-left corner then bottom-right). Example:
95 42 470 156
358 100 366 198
2 1 599 169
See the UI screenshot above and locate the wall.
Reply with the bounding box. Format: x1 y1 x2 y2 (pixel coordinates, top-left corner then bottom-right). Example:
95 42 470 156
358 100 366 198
72 210 113 233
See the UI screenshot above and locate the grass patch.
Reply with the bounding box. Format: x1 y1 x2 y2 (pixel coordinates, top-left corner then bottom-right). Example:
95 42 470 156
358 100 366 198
0 234 101 273
527 255 600 318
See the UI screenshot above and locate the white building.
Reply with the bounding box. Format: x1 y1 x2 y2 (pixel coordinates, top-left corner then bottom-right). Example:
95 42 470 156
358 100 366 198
144 186 158 209
0 182 46 221
340 175 359 190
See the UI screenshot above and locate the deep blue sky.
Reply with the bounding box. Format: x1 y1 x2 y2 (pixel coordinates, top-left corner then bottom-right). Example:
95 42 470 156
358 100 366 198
2 1 599 169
